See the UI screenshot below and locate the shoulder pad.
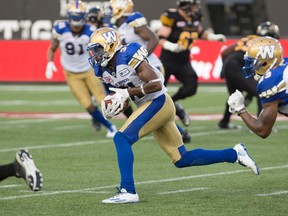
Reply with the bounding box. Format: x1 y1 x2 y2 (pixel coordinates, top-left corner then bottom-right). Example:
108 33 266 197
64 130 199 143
160 9 176 27
54 21 69 33
120 43 148 69
126 12 147 28
52 21 68 39
235 35 258 52
258 69 286 98
82 23 96 35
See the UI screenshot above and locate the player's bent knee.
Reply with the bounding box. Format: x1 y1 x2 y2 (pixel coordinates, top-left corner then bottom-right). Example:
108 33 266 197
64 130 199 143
113 131 133 147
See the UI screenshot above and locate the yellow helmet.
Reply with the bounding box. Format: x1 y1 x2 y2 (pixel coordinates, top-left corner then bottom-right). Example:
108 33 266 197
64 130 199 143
243 37 284 80
67 0 87 27
87 27 122 67
110 0 134 24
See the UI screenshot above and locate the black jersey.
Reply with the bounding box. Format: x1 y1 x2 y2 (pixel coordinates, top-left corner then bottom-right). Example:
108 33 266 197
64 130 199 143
160 8 200 64
234 35 259 53
228 35 259 63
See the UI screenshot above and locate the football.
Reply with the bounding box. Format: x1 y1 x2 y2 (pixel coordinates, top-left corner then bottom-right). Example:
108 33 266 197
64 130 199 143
103 93 130 112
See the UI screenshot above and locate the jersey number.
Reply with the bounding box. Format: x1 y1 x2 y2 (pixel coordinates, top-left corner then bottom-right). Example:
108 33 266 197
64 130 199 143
65 42 84 55
178 31 198 50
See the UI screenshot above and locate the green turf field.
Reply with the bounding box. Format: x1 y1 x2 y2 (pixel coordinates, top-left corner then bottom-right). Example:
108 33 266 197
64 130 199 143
0 84 287 216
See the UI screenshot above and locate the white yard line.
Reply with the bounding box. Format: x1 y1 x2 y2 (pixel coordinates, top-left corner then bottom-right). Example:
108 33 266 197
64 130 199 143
0 184 21 188
257 190 288 197
157 188 208 195
0 164 288 201
0 128 241 153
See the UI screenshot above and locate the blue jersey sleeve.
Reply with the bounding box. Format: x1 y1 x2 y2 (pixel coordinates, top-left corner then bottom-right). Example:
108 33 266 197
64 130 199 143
54 21 70 35
257 66 287 104
119 43 148 70
82 24 97 37
125 12 147 28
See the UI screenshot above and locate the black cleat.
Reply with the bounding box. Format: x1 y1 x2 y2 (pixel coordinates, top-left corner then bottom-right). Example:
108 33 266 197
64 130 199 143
181 129 191 143
175 103 190 127
92 118 102 131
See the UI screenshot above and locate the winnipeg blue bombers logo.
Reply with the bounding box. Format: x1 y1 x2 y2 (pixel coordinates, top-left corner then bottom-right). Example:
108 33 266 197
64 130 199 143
101 31 118 43
258 44 275 59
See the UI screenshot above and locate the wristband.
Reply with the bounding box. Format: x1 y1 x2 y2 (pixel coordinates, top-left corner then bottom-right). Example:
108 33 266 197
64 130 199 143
140 84 146 95
237 108 247 116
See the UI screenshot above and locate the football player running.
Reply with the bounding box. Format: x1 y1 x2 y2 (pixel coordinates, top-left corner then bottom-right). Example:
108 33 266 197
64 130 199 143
87 27 259 204
86 4 135 121
158 0 225 123
109 0 191 142
218 21 280 129
45 0 117 138
0 149 43 191
228 36 288 138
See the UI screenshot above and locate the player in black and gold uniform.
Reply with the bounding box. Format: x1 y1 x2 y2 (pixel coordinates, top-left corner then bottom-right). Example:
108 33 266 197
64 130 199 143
158 0 225 125
218 21 280 129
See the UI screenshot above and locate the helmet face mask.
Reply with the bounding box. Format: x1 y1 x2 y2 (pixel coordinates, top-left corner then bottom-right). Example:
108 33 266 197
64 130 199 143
242 37 284 80
67 1 87 27
242 55 263 79
110 0 134 24
87 28 122 67
88 44 106 66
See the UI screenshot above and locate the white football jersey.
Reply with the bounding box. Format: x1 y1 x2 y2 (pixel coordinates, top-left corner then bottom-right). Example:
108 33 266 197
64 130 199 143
96 43 166 107
53 21 96 73
117 12 163 69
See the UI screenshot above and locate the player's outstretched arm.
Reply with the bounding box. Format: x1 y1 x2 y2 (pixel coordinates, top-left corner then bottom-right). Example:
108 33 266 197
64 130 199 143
239 102 279 138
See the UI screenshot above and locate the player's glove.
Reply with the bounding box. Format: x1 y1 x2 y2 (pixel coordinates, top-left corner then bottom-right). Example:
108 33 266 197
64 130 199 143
101 95 121 120
45 62 57 79
207 33 226 42
228 90 246 114
163 41 184 53
109 87 130 111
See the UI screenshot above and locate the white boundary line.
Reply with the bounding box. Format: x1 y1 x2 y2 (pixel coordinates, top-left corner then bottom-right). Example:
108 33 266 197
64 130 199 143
257 190 288 196
0 128 242 153
0 164 287 201
157 187 208 195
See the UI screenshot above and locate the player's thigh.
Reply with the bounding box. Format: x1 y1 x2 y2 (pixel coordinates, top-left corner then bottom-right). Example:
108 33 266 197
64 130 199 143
153 121 183 163
174 63 198 85
86 69 106 104
65 71 91 109
120 94 176 143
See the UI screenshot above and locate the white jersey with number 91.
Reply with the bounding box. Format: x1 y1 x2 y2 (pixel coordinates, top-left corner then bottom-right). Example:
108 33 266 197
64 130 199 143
52 21 96 73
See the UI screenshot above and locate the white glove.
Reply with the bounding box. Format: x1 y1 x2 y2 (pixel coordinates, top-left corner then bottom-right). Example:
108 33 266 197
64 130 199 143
45 61 57 79
163 41 184 53
101 95 121 119
207 33 226 42
109 87 130 111
228 90 246 114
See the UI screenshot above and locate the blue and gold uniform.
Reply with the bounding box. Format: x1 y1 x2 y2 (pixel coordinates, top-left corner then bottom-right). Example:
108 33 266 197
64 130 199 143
46 1 117 137
258 59 288 116
88 27 259 204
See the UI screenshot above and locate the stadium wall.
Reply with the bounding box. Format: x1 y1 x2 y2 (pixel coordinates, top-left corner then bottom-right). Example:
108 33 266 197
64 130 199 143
0 40 288 83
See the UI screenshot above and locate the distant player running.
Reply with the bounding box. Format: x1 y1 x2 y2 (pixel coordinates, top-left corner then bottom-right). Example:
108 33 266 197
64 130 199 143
45 0 117 138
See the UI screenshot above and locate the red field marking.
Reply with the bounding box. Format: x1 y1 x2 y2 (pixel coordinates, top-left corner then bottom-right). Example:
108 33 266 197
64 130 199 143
0 112 287 121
